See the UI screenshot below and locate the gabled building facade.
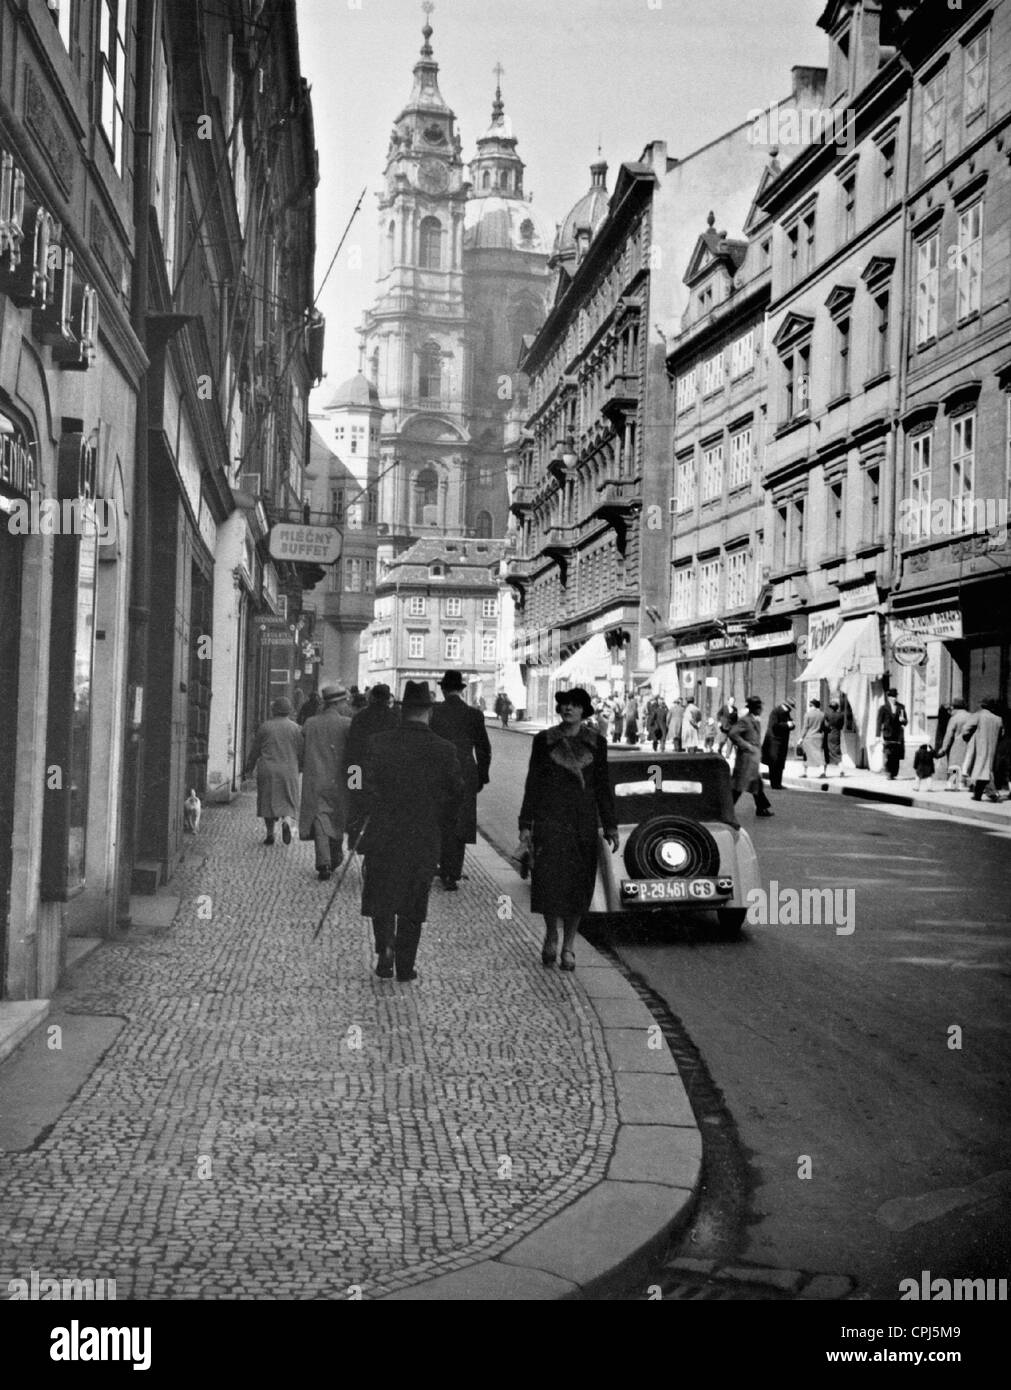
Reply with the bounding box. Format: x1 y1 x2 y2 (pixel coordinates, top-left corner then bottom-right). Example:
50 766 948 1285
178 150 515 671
889 0 1011 742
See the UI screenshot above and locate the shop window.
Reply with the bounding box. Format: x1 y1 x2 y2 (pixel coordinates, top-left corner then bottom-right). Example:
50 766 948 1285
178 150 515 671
41 433 99 900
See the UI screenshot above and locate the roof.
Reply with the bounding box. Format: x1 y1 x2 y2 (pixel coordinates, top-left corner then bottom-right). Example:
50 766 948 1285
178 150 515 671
464 196 555 253
325 372 381 411
553 159 610 260
378 537 507 590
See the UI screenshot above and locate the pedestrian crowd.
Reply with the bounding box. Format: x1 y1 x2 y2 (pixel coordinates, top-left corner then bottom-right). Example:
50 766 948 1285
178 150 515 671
241 673 1010 985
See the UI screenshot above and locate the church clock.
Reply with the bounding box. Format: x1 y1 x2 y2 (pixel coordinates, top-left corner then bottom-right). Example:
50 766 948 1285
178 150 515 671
418 159 449 194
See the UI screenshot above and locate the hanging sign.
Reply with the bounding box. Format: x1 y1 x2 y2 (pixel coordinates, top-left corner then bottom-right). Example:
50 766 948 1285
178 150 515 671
268 523 342 564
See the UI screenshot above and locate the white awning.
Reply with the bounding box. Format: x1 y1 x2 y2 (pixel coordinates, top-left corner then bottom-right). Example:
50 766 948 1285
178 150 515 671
555 631 610 682
796 612 883 684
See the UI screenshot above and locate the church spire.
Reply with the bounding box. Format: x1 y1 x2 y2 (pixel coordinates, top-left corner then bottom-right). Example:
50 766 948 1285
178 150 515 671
420 0 434 58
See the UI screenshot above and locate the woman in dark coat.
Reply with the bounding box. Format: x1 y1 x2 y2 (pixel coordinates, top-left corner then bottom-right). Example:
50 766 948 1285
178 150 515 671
761 701 795 789
519 688 619 972
823 699 845 777
243 697 304 844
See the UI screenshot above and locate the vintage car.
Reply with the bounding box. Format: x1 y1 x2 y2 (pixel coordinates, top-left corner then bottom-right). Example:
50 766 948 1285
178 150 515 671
587 749 760 938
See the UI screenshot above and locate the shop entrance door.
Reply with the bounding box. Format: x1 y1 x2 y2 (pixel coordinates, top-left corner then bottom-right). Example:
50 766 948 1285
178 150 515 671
0 525 23 991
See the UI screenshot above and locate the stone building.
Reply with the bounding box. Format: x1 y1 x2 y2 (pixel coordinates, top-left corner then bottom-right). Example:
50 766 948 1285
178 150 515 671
356 15 552 696
303 373 383 686
888 0 1011 741
507 68 827 724
0 0 141 998
367 537 506 703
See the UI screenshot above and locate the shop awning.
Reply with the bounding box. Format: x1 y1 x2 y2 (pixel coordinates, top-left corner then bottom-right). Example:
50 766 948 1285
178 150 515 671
795 612 883 685
554 631 610 682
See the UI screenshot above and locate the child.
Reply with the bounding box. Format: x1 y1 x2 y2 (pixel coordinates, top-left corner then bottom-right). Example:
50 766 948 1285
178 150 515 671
913 744 935 792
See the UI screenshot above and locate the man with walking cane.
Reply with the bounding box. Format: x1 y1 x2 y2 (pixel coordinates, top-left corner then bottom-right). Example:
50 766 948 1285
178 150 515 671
359 681 463 982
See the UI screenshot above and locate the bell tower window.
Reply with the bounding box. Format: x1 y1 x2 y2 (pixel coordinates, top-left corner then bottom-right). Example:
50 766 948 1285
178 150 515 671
419 216 442 270
413 467 439 525
419 342 442 401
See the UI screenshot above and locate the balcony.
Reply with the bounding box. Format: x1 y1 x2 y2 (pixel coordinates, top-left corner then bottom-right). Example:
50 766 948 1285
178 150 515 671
591 478 641 520
600 372 640 425
537 527 571 559
508 482 537 518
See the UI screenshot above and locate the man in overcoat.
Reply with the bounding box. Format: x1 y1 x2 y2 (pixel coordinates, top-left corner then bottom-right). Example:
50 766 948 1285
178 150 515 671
345 683 399 847
361 681 463 982
728 696 774 816
299 681 353 880
243 697 304 844
936 696 972 789
430 670 492 889
961 698 1005 801
875 688 908 780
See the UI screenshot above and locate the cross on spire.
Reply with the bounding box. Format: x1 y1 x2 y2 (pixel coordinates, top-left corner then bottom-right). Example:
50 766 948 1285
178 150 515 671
421 1 434 56
493 61 505 88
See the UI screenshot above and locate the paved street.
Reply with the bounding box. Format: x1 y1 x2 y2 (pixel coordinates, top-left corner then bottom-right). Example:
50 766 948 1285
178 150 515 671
479 724 1011 1300
0 792 624 1300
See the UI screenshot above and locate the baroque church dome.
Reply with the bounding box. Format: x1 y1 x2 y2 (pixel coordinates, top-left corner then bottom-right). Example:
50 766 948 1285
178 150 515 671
464 76 554 255
326 372 381 411
553 158 610 263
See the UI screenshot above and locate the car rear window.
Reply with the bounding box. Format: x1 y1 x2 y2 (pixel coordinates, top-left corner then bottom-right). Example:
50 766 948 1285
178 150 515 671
608 753 736 824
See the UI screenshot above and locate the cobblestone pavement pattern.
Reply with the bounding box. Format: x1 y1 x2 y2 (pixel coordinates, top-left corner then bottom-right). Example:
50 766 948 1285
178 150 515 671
0 794 619 1299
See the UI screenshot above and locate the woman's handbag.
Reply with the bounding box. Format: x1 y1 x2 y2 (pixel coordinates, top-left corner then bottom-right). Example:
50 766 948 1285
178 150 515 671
510 841 533 879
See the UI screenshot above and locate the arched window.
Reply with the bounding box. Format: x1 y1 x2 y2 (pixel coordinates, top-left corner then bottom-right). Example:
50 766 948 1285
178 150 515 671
419 216 442 270
475 510 493 539
386 219 396 269
413 467 439 525
370 347 380 385
498 169 509 189
482 170 491 190
418 342 441 401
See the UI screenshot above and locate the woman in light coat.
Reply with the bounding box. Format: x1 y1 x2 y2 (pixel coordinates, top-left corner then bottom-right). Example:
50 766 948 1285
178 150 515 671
681 699 704 751
798 699 827 777
961 700 1004 801
244 697 304 844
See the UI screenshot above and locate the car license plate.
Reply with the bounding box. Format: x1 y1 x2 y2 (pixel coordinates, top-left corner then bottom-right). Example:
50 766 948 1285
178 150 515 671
620 877 730 902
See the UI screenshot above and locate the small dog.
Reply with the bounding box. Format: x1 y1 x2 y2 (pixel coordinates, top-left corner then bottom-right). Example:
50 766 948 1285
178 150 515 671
183 788 202 834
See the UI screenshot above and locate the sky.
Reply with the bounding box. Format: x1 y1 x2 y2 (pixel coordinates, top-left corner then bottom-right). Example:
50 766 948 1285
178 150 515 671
296 0 830 409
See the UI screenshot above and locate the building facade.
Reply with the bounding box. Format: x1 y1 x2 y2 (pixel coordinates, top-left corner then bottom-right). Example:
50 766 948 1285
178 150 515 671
889 0 1011 743
508 67 827 724
1 0 143 997
368 537 506 703
357 15 552 698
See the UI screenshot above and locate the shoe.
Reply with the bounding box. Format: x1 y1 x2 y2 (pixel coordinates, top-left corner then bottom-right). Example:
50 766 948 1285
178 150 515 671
440 876 458 891
541 937 558 966
317 867 331 881
396 969 418 983
264 836 275 845
756 808 774 817
282 821 292 845
559 950 576 972
375 948 394 979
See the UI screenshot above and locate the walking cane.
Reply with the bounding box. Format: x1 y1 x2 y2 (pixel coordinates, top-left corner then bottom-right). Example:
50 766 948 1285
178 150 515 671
312 816 370 941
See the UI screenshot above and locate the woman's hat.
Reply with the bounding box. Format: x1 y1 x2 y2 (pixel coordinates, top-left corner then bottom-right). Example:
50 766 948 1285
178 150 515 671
439 670 466 692
555 687 594 718
402 680 434 709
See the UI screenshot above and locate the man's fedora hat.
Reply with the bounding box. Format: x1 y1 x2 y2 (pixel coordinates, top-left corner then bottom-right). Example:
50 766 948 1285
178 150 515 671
401 680 434 709
320 681 348 702
555 686 595 718
439 670 466 692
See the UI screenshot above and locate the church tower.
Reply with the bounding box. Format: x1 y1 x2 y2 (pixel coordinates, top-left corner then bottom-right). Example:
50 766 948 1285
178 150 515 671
359 5 471 562
463 72 553 538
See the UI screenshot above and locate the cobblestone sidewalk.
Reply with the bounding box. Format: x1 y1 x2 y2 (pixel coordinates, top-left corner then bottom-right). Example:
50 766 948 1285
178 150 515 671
0 793 620 1299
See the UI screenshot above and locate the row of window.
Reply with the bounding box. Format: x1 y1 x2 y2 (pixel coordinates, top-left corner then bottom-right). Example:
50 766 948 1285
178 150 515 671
327 558 376 593
404 595 499 618
670 550 751 623
675 330 757 410
370 632 498 662
915 202 982 345
906 402 1011 542
328 488 379 525
677 426 754 510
